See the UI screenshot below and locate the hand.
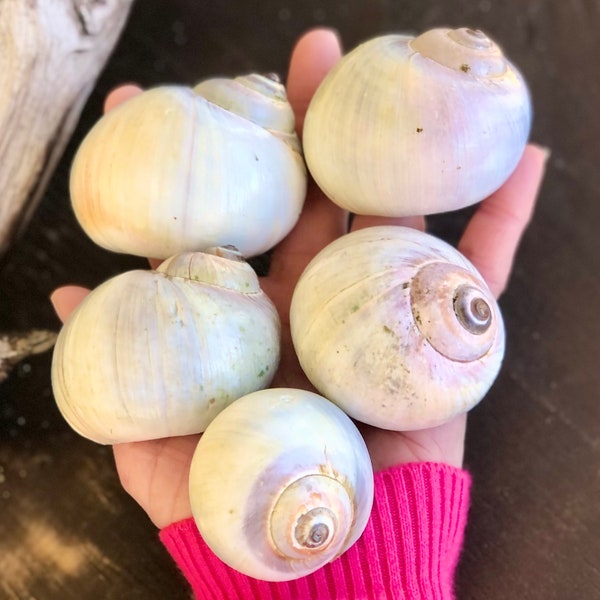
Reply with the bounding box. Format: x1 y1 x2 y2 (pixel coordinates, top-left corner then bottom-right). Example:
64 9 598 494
51 29 549 529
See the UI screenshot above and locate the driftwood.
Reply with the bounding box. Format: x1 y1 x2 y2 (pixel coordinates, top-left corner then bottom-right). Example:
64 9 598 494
0 1 134 378
0 0 134 259
0 330 57 382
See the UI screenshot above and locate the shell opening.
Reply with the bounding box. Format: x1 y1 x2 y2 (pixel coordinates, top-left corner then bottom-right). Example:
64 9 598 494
453 285 492 335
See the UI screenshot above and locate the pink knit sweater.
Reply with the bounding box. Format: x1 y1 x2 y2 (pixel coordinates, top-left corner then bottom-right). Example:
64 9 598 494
160 462 470 600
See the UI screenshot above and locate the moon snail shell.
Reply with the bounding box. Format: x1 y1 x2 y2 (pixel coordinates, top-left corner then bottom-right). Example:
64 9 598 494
51 247 281 444
189 388 374 581
303 27 532 217
70 73 307 259
289 226 505 431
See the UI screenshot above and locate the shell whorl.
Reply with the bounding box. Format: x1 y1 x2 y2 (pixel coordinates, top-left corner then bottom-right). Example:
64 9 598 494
409 261 498 362
194 73 299 150
269 474 353 560
157 247 260 293
409 27 508 78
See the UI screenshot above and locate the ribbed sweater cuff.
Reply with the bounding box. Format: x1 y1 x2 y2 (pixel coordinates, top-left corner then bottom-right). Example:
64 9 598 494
160 462 471 600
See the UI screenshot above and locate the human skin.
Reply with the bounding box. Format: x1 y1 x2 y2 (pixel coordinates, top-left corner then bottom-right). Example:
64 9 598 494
51 28 549 530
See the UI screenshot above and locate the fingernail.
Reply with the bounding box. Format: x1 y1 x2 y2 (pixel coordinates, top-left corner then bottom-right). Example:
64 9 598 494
304 27 343 52
49 290 67 322
324 28 343 49
532 143 552 163
49 290 60 312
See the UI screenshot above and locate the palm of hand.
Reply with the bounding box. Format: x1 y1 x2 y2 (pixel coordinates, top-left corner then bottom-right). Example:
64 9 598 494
52 30 547 530
112 243 466 529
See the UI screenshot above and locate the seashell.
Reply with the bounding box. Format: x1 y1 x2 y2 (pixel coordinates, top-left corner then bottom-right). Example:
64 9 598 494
303 27 531 217
289 226 505 431
70 73 307 259
51 247 280 444
188 387 374 581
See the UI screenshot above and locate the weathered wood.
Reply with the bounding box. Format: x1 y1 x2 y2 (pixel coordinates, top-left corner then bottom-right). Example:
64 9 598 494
0 0 134 259
0 329 57 382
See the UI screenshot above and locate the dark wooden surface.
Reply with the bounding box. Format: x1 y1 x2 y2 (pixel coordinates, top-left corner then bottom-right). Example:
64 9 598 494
1 1 599 598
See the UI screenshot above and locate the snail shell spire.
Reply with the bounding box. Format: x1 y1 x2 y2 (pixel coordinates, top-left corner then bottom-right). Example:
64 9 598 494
194 73 300 151
409 27 509 77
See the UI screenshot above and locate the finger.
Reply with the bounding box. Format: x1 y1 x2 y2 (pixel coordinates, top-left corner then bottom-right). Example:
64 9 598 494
289 29 421 241
50 286 90 323
458 144 550 298
50 87 143 323
269 29 347 282
103 84 143 113
286 28 343 137
350 214 426 233
269 179 348 282
113 435 198 529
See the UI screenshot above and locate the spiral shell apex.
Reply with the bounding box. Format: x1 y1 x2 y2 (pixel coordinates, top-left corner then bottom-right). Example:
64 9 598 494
289 226 505 431
303 27 531 217
51 248 281 444
189 388 374 581
70 74 306 259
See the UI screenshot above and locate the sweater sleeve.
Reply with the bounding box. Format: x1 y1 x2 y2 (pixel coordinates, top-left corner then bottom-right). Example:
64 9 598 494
160 462 471 600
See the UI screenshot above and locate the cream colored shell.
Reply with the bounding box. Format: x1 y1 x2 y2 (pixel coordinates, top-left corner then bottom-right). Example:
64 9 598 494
289 226 505 431
303 27 532 216
189 388 374 581
70 74 306 259
51 248 280 444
